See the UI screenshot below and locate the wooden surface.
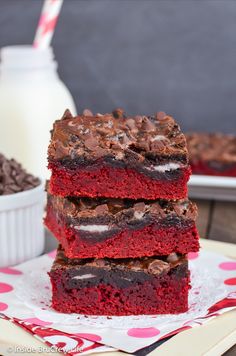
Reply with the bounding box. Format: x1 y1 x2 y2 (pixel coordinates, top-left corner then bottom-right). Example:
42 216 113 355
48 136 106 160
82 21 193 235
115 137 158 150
194 199 236 244
1 239 236 356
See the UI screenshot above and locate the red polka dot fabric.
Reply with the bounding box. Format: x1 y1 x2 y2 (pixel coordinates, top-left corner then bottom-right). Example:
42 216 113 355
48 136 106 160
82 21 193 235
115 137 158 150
0 249 235 353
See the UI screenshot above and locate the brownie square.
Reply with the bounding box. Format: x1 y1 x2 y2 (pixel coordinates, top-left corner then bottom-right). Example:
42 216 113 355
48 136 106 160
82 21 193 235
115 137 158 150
48 109 191 200
186 133 236 177
45 194 199 259
49 246 190 315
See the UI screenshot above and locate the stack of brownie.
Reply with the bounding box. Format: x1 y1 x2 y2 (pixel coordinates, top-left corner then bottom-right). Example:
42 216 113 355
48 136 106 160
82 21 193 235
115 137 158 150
45 109 199 316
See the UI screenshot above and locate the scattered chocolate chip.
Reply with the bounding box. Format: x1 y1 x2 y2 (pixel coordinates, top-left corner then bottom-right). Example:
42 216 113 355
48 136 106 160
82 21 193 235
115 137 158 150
158 115 175 125
55 142 70 158
129 260 143 271
173 204 184 215
89 259 107 268
0 153 40 196
174 134 186 147
142 117 156 132
134 115 143 124
155 111 166 120
148 260 170 274
70 134 79 143
126 118 137 131
2 161 11 176
185 203 198 220
150 140 167 151
136 141 150 151
83 109 93 117
112 108 125 119
49 109 188 162
95 204 109 215
61 109 73 120
84 136 99 151
149 202 164 216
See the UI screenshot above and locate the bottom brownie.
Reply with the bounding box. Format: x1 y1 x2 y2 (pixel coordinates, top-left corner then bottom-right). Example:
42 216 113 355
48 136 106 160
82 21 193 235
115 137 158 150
49 247 190 315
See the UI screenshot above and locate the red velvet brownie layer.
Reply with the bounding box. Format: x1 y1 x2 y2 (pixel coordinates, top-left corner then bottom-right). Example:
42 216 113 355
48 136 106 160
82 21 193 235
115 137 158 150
186 133 236 177
48 109 191 200
45 195 199 259
49 247 190 315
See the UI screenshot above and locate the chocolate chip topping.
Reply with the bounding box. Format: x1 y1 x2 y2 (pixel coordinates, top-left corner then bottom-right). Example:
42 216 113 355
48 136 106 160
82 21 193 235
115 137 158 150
186 133 236 163
0 154 40 196
53 245 187 276
83 109 93 117
61 109 74 121
47 193 198 223
48 109 188 166
112 108 125 119
156 111 166 120
147 260 170 274
84 136 99 151
94 204 109 215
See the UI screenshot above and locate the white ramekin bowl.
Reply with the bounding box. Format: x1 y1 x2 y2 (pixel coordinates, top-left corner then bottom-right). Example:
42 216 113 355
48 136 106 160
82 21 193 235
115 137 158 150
0 182 45 267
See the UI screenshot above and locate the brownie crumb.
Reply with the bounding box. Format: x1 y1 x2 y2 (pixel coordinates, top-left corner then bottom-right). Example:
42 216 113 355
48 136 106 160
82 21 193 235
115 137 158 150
0 153 40 195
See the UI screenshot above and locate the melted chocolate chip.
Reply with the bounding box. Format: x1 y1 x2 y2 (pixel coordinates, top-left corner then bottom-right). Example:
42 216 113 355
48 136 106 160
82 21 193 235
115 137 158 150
142 117 156 132
112 108 125 119
156 111 166 120
95 204 109 215
151 139 167 151
49 194 197 220
148 260 170 274
84 136 99 151
48 109 188 162
61 109 73 121
88 259 107 268
83 109 93 117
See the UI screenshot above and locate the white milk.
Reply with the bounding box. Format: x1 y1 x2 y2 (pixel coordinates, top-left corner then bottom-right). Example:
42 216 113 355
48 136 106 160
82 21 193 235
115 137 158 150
0 46 76 178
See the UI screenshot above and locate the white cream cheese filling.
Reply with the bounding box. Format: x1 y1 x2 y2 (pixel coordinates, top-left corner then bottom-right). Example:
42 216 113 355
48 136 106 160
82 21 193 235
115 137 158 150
146 162 181 173
74 225 109 232
72 274 96 280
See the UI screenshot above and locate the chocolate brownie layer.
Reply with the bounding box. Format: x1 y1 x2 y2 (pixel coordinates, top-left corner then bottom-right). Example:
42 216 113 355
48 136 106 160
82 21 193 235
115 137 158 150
186 133 236 176
50 246 187 289
48 109 188 178
49 247 190 315
45 194 199 258
46 194 197 242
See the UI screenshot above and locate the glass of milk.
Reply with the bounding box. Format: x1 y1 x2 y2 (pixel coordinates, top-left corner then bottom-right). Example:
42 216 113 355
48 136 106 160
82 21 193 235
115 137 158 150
0 45 76 179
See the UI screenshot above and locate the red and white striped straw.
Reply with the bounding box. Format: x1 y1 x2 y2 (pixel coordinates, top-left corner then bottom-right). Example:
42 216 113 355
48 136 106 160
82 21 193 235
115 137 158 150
33 0 63 49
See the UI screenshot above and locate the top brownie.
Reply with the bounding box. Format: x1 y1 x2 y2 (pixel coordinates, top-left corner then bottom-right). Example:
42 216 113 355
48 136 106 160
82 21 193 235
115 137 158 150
48 109 191 199
48 109 188 169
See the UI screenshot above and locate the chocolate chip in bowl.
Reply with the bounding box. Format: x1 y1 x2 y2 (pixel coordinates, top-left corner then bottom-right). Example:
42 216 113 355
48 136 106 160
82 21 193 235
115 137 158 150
0 153 45 267
0 153 40 195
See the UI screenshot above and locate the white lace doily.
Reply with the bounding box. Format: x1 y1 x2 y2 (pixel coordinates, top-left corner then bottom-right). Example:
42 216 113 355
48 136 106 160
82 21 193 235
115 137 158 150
15 260 226 329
